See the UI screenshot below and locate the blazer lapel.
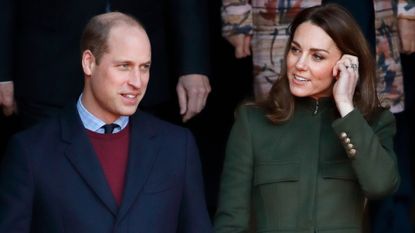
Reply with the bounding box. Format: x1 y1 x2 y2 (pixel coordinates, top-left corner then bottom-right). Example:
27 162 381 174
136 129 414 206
61 106 118 216
117 111 160 222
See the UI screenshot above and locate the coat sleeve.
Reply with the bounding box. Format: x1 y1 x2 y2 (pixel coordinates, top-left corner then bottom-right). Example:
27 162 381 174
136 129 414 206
331 109 400 199
0 136 34 233
0 0 15 82
214 106 254 233
167 0 210 77
221 0 253 37
177 129 213 233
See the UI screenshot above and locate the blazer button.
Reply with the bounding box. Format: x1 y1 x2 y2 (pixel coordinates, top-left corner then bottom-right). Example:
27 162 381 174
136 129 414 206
340 132 348 139
348 148 357 159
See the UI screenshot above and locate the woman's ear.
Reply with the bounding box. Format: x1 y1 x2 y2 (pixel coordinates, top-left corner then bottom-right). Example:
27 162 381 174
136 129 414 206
332 62 339 79
81 50 96 76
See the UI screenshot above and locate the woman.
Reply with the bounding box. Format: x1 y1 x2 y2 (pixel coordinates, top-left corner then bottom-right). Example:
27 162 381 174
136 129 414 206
214 4 400 233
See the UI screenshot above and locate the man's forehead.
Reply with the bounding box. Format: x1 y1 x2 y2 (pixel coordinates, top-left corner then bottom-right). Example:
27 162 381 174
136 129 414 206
104 26 151 60
107 24 149 44
109 22 144 34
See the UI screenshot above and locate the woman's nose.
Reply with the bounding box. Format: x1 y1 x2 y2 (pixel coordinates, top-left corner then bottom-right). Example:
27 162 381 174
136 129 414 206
295 55 307 70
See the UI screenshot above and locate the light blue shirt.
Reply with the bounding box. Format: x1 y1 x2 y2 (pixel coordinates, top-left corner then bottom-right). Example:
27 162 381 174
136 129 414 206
76 94 129 134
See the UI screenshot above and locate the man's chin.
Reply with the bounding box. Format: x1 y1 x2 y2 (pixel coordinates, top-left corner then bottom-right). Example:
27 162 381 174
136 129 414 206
120 106 139 116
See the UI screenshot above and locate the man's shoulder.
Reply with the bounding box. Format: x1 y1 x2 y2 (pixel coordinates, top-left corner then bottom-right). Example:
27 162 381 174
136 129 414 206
10 105 79 143
3 118 62 163
130 111 194 150
21 112 60 132
132 110 189 133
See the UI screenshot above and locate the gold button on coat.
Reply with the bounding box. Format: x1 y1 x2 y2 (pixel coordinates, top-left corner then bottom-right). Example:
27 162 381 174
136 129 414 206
340 132 347 139
348 148 357 158
344 137 351 144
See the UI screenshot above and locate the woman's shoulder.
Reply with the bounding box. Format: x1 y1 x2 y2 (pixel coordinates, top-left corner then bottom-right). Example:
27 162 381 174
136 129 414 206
237 104 267 119
235 104 276 128
369 107 396 128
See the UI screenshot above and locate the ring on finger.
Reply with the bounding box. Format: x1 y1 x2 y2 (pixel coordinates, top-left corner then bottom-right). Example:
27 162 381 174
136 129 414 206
350 63 358 71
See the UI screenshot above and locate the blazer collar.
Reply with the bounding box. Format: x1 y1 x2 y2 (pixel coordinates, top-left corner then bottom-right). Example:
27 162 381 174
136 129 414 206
117 110 160 222
60 106 160 218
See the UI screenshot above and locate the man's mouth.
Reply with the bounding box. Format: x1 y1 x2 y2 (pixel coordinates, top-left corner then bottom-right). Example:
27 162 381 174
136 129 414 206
122 94 138 99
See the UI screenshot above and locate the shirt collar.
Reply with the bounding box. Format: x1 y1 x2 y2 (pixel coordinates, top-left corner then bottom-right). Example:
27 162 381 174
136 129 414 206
76 94 129 134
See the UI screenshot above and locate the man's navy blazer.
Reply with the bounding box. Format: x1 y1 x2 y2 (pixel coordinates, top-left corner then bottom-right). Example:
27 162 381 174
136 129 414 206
0 106 212 233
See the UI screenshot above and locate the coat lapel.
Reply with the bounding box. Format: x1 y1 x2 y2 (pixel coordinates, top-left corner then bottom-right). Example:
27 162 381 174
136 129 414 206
61 106 118 216
117 111 160 222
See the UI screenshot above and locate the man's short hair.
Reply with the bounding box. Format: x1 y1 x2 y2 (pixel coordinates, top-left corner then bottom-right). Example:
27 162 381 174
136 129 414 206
80 12 144 64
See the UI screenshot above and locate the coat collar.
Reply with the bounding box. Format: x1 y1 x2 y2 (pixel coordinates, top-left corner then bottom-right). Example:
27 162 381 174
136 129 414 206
60 105 160 218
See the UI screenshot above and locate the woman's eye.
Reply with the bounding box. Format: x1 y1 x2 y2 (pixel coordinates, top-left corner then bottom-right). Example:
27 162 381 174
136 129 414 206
313 54 324 61
290 46 300 54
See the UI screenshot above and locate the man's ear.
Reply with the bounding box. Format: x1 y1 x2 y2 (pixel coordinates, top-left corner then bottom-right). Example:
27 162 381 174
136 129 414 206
82 50 96 76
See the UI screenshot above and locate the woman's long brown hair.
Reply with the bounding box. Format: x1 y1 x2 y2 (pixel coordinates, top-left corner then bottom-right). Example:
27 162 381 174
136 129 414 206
260 4 379 124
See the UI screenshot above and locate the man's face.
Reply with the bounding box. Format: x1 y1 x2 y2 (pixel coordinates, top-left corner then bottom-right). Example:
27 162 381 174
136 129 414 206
82 24 151 123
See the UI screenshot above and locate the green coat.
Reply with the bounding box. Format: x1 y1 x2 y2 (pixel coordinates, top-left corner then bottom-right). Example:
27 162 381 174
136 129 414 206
214 98 400 233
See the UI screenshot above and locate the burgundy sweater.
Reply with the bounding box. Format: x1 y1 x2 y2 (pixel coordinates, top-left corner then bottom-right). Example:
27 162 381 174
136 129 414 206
87 126 130 205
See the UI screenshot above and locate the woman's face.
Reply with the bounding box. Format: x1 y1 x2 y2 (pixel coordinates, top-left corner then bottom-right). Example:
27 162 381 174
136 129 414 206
286 22 342 99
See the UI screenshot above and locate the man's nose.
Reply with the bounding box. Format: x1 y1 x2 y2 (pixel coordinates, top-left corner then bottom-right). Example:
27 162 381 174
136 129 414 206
128 68 142 88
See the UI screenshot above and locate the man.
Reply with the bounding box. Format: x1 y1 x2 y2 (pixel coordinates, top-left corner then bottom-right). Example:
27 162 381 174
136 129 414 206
0 12 212 233
0 0 210 129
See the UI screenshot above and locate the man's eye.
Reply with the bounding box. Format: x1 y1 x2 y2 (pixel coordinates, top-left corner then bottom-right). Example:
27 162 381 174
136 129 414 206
118 64 130 70
140 64 151 71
